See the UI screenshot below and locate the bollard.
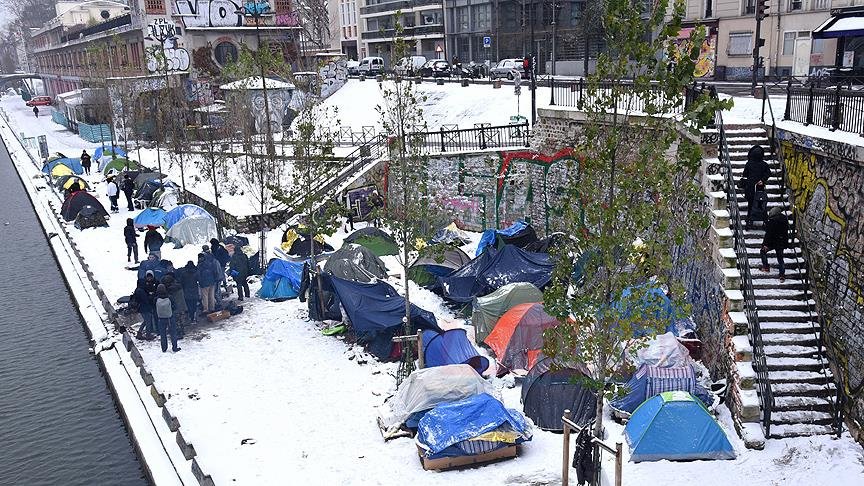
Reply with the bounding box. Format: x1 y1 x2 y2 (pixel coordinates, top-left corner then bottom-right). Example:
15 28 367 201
493 80 502 89
359 75 366 82
436 78 445 86
461 79 470 87
414 76 422 84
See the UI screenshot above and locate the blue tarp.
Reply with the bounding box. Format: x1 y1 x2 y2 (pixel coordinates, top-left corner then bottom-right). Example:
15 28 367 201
42 158 83 175
624 391 735 462
258 259 303 300
137 258 170 280
94 146 127 160
422 328 489 374
163 204 214 229
475 220 530 256
133 208 167 228
417 393 531 457
439 245 555 303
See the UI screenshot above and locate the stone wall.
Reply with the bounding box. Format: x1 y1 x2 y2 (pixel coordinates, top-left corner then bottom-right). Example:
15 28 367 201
776 128 864 438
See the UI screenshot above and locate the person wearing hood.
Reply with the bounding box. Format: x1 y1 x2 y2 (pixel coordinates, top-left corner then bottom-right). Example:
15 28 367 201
760 206 790 282
210 238 230 292
228 244 250 301
144 225 164 259
161 272 187 336
121 174 135 211
133 271 158 339
106 176 120 213
741 145 772 228
197 251 220 314
178 261 199 322
124 218 138 263
80 150 91 175
154 284 180 352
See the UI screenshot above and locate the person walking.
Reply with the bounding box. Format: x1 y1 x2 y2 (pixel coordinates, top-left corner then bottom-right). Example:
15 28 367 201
143 225 164 259
741 145 771 229
80 150 92 175
197 252 219 315
228 244 250 301
121 174 135 211
760 206 790 282
124 218 139 263
154 284 180 352
106 176 120 213
32 106 39 117
178 260 199 323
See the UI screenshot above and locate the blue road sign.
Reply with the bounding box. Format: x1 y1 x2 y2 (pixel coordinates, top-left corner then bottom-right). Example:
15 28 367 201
483 36 492 48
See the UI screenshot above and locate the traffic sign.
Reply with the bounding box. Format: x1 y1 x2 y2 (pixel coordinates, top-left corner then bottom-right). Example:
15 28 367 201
483 36 491 48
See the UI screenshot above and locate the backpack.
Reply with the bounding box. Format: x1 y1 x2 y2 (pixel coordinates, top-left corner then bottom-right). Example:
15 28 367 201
750 190 768 222
155 297 173 318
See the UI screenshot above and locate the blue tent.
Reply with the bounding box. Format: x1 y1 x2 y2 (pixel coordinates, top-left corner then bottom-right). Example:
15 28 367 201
624 391 735 462
42 158 84 175
610 364 713 415
93 146 127 161
417 393 532 458
258 259 303 300
327 275 443 358
422 328 489 374
133 208 167 228
439 245 555 303
614 285 677 337
163 204 214 229
476 220 534 256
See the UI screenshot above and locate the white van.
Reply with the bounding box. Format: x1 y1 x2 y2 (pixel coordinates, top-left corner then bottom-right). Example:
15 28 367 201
358 56 385 75
394 55 427 76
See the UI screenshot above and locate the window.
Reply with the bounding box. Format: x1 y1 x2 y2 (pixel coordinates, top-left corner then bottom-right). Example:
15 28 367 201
214 42 238 67
728 31 752 55
456 7 469 32
366 18 379 31
743 0 755 14
783 32 796 55
422 10 442 25
474 4 491 30
812 37 825 54
812 0 830 9
789 0 802 10
569 1 584 26
144 0 164 14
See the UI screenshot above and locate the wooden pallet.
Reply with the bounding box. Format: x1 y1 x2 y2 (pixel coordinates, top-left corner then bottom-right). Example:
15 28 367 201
417 445 517 471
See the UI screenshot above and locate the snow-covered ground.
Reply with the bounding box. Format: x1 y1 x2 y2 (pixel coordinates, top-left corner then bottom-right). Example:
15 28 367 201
3 87 864 486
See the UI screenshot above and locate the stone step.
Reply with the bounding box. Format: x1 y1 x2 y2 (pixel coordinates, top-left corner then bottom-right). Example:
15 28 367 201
770 410 834 425
763 344 820 358
772 381 836 397
768 370 833 384
765 356 829 372
747 258 806 271
760 320 820 333
753 288 809 299
754 298 814 312
773 396 834 412
759 310 816 323
768 423 835 438
749 269 807 281
751 277 807 290
762 332 821 346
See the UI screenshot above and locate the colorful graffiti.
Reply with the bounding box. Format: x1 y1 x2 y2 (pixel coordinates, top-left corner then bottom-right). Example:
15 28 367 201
173 0 299 28
673 31 717 79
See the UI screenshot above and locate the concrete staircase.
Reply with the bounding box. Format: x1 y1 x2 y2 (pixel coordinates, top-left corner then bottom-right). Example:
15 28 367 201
712 123 837 441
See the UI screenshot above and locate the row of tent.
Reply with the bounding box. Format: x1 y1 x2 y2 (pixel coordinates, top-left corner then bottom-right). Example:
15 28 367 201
41 147 137 178
133 204 218 246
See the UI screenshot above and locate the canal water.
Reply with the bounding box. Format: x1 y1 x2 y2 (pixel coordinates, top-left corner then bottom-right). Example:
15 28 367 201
0 139 147 485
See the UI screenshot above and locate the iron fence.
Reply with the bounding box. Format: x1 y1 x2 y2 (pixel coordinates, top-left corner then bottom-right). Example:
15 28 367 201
407 122 530 153
549 79 703 114
783 80 864 134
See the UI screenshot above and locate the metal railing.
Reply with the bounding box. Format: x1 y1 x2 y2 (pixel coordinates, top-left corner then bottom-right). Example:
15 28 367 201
783 80 864 134
561 412 622 486
550 79 703 115
407 122 530 153
713 87 774 436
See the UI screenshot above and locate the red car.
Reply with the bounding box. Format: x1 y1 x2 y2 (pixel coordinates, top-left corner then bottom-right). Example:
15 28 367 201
26 96 52 107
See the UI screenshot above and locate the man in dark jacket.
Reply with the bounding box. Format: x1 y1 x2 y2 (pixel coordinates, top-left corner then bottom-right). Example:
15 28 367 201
121 174 135 211
197 252 220 314
133 271 159 339
81 150 92 175
741 145 772 228
760 206 790 281
144 225 164 259
124 218 138 263
161 272 187 337
228 244 250 300
178 261 199 322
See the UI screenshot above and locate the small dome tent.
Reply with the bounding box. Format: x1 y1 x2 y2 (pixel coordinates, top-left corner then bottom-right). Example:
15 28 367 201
484 302 559 372
521 357 596 431
471 282 543 342
422 329 490 375
344 227 398 256
60 191 108 221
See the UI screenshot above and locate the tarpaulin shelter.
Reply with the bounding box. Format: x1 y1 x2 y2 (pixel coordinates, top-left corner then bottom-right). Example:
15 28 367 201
306 270 343 322
258 259 303 300
471 282 543 342
323 243 388 283
485 302 559 372
137 180 178 202
282 228 334 257
610 363 712 416
624 391 735 462
408 246 471 288
475 220 538 256
612 285 677 338
149 187 179 209
430 222 470 246
55 175 90 191
166 215 217 246
439 245 554 303
60 191 107 221
163 204 214 229
421 328 490 375
133 208 167 229
521 356 596 431
416 393 532 459
101 158 137 175
74 205 109 230
327 275 442 359
344 227 399 256
43 158 84 176
134 172 164 191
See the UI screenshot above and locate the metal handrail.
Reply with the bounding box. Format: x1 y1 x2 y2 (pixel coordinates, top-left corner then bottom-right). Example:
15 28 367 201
561 411 622 486
713 87 774 436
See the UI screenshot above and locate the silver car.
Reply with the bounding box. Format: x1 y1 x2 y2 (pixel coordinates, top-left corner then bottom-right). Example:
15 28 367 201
490 58 527 80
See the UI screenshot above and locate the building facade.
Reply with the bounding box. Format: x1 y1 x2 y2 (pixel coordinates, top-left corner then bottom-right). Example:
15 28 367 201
339 0 361 58
358 0 446 64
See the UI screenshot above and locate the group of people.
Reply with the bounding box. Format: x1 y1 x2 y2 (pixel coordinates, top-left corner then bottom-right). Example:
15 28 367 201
104 173 135 213
741 145 790 281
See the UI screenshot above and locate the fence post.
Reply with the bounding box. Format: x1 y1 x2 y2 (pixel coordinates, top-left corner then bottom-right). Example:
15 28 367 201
550 75 556 106
615 442 623 486
480 126 487 150
805 83 814 126
561 410 572 486
577 79 584 110
831 84 842 131
439 127 446 153
523 122 530 147
783 78 792 120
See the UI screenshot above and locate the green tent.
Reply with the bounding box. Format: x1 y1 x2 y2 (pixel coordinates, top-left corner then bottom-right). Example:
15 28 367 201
471 282 544 341
343 227 399 257
102 158 138 174
408 246 471 288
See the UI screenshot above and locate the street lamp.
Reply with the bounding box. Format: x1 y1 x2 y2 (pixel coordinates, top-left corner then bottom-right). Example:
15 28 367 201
144 18 178 191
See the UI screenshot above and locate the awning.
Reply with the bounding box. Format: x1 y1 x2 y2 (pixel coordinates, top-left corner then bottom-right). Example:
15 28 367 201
814 15 864 39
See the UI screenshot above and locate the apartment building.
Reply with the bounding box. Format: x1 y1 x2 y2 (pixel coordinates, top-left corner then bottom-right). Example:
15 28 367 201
358 0 446 64
339 0 361 58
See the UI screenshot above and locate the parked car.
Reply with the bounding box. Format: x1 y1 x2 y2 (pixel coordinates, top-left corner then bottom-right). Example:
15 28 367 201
490 59 527 80
419 60 451 78
394 55 427 77
358 56 385 75
346 60 360 75
25 95 52 107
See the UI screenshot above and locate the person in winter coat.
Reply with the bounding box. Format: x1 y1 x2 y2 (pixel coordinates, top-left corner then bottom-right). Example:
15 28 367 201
178 261 199 322
210 238 230 291
228 244 250 301
80 150 91 175
133 271 159 339
760 206 790 281
161 273 187 337
741 145 772 228
197 252 220 314
121 174 135 211
201 244 224 306
106 176 120 213
124 218 138 263
143 225 164 259
154 284 180 352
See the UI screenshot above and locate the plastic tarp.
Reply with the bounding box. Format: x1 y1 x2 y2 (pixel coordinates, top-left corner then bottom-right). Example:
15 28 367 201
323 243 388 283
133 208 167 229
165 215 217 246
613 285 677 337
42 158 83 175
163 204 214 229
484 302 559 372
471 282 543 341
283 231 334 257
634 332 692 368
138 180 178 202
624 391 735 462
416 393 532 457
60 191 107 221
422 328 490 375
430 223 470 246
524 233 564 254
521 356 596 431
439 245 554 303
610 363 712 415
343 227 399 256
408 246 471 288
378 364 496 433
475 220 537 255
134 172 164 191
258 259 303 300
149 187 179 209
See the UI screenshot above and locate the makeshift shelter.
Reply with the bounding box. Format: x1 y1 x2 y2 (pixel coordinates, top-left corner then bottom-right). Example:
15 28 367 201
94 146 127 165
344 227 398 256
42 157 84 176
306 270 343 322
134 172 164 191
163 204 214 229
485 303 559 372
282 228 334 257
327 275 442 359
55 175 90 191
422 329 490 375
475 221 538 255
101 158 137 175
323 244 388 283
258 259 303 300
471 282 543 342
439 245 554 303
408 246 471 288
60 191 107 221
165 215 217 246
149 187 179 209
524 233 564 254
74 205 109 229
613 285 677 338
521 357 596 431
137 180 178 202
624 391 735 462
430 222 470 246
610 363 713 416
133 208 167 229
416 393 531 465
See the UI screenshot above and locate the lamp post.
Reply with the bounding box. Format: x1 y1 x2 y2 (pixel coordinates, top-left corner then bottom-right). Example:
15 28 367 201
144 18 178 191
550 0 557 105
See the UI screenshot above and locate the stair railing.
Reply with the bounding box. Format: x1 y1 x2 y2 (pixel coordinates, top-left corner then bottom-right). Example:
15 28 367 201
761 81 843 437
713 87 774 436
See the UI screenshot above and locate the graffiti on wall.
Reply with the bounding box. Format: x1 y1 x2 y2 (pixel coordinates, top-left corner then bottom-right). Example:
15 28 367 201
173 0 299 28
673 32 717 78
319 59 348 99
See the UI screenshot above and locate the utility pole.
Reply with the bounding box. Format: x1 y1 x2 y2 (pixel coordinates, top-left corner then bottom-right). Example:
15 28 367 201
751 0 768 96
550 0 557 105
529 0 536 125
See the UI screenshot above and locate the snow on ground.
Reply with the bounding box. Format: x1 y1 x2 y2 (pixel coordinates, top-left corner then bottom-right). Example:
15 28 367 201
3 88 864 486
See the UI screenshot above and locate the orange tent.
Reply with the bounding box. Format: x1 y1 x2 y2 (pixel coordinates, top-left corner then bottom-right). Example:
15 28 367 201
484 302 559 372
